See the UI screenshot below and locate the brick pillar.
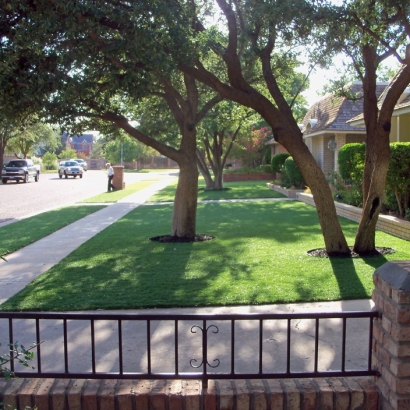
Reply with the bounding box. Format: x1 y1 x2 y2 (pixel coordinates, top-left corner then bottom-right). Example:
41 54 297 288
372 261 410 410
112 165 125 190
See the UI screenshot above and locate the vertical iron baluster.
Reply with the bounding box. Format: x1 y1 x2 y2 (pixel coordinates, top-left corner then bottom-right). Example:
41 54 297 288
147 320 151 375
91 319 96 373
118 320 123 375
314 318 319 373
286 319 291 374
203 319 207 379
341 317 347 372
8 318 14 373
36 318 41 373
175 320 178 376
63 319 68 373
259 320 263 375
368 316 374 371
231 320 235 375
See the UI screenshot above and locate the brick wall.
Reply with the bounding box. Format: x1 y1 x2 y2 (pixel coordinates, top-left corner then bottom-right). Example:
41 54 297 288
296 193 410 241
0 377 379 410
373 261 410 410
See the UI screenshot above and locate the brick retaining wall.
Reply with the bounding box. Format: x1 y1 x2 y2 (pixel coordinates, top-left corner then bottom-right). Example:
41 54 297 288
0 377 379 410
296 192 410 242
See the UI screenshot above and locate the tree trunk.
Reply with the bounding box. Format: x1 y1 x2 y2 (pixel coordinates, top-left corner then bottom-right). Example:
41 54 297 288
196 148 215 189
287 138 350 256
171 159 198 238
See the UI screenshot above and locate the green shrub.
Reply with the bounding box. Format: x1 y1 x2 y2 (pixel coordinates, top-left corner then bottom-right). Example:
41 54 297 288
271 153 290 173
260 164 273 173
264 149 272 165
281 157 304 188
338 143 365 183
386 142 410 218
334 185 362 207
42 152 58 170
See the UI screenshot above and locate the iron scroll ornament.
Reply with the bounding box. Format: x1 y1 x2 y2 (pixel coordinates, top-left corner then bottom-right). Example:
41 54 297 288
189 324 220 369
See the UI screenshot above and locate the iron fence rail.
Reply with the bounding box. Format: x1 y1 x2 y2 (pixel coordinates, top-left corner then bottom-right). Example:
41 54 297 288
0 311 380 387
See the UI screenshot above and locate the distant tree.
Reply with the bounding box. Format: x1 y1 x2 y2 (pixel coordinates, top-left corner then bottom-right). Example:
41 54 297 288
59 148 77 159
6 122 60 158
104 136 156 164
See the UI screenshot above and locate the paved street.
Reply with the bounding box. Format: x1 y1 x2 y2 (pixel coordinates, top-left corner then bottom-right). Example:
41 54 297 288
0 170 177 225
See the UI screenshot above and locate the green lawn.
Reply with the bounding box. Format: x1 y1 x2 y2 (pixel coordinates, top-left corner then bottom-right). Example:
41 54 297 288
0 206 105 256
148 180 285 202
1 200 408 311
79 179 161 203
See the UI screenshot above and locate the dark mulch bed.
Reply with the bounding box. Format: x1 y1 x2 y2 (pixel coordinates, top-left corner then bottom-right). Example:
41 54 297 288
150 234 215 243
307 246 395 258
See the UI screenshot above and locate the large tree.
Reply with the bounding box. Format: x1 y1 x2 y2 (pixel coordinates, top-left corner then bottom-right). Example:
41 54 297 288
324 0 410 253
178 0 351 255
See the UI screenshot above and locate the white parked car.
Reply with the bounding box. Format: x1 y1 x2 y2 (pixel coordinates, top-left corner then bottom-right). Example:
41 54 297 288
58 161 83 179
70 158 87 171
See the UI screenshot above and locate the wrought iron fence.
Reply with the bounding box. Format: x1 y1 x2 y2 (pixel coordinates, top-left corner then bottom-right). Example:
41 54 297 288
0 311 380 387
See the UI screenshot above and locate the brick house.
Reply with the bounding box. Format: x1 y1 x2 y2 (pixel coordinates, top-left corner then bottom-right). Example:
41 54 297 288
266 81 388 175
62 132 94 157
348 72 410 143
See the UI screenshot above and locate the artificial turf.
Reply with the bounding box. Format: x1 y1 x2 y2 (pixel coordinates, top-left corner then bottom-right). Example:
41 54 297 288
1 200 408 311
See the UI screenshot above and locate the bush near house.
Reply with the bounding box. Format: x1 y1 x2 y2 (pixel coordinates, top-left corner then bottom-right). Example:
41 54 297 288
338 143 365 184
42 152 58 170
386 142 410 219
332 142 410 220
271 152 290 173
281 156 304 189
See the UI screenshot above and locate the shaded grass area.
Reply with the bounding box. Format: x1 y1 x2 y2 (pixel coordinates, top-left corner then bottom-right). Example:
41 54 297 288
80 179 161 203
148 179 285 202
1 201 408 311
0 206 105 255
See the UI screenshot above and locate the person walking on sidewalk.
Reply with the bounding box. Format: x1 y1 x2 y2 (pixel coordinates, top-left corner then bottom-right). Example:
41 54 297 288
106 163 115 192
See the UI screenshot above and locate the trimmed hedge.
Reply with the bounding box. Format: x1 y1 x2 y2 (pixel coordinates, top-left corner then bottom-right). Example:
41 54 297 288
338 143 365 183
271 153 290 173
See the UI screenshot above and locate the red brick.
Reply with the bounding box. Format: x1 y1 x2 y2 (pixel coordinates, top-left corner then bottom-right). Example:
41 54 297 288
389 392 410 410
265 380 284 410
294 379 316 410
98 379 117 410
115 379 137 410
217 380 234 410
34 378 55 410
392 289 410 305
312 378 333 409
232 380 250 410
281 379 300 410
374 342 392 367
150 379 167 410
373 322 384 344
185 380 201 410
343 378 364 409
18 378 41 409
382 315 393 334
67 379 86 410
372 289 384 310
328 378 349 410
390 323 410 342
381 277 393 298
82 379 100 410
248 379 267 410
355 378 379 410
2 379 24 410
390 357 410 377
51 379 71 410
203 379 217 410
167 379 183 410
134 380 151 409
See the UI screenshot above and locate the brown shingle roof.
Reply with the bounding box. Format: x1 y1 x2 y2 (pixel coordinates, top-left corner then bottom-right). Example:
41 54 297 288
302 82 387 134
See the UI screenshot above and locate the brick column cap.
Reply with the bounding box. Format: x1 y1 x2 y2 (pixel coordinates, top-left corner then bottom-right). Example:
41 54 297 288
375 261 410 290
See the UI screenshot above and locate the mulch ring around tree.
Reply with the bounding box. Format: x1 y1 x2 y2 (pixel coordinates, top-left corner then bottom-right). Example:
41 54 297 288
149 234 215 243
307 247 395 258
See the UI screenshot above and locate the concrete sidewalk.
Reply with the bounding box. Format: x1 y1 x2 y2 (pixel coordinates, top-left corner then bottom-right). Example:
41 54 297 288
0 178 174 304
